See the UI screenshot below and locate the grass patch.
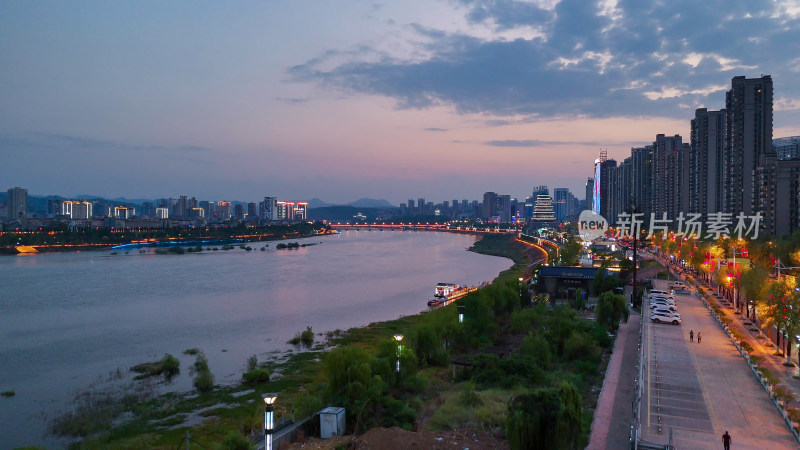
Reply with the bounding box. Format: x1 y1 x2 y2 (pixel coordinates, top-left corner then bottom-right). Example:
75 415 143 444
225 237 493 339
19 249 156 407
1 390 15 397
130 354 180 380
288 326 315 347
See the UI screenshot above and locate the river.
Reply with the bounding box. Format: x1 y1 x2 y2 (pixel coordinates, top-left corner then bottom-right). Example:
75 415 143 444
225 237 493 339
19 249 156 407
0 230 512 448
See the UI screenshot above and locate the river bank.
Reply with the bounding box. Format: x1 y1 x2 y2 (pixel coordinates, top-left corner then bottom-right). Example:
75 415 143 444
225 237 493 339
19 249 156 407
0 222 333 254
41 233 612 450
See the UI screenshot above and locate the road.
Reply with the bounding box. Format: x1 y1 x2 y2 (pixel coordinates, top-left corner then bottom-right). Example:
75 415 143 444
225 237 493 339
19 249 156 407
639 278 798 449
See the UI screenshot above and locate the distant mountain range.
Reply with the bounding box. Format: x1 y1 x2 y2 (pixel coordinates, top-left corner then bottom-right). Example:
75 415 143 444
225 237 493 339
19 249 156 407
1 192 396 213
305 198 396 209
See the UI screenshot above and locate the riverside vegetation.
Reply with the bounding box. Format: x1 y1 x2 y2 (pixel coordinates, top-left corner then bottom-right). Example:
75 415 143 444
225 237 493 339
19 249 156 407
50 234 625 450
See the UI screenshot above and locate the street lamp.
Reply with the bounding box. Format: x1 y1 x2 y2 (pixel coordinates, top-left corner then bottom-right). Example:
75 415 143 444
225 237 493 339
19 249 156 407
518 277 524 302
458 305 465 324
393 334 403 373
262 393 277 450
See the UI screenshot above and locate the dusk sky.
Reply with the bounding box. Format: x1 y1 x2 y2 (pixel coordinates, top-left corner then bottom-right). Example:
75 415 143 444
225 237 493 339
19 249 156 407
2 0 800 205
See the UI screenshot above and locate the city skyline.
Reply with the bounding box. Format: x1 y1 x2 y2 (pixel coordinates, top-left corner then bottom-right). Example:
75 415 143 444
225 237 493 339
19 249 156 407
2 1 800 203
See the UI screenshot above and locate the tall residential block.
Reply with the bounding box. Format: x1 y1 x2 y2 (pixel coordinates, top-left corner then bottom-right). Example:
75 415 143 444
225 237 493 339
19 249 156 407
724 75 773 216
6 187 28 219
690 108 725 215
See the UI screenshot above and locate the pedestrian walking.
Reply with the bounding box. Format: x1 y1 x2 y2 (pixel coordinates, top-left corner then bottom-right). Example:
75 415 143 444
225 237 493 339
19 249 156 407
690 330 694 342
697 332 702 344
722 430 731 450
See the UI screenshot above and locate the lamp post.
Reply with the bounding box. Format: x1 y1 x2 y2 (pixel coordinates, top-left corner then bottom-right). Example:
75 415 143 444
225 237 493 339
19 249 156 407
518 277 524 303
262 393 277 450
393 334 403 373
457 305 465 324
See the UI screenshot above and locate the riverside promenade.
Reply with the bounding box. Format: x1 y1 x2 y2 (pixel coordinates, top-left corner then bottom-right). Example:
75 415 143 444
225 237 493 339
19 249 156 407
637 278 797 449
587 309 641 449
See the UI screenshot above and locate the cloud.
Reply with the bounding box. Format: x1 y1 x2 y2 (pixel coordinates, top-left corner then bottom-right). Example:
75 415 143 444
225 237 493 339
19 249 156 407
275 97 310 104
484 139 642 147
424 127 448 131
290 0 800 120
3 132 216 156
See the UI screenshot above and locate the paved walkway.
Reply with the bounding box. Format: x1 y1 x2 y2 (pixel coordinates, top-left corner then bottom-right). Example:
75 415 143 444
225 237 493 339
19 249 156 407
587 310 641 450
639 278 797 449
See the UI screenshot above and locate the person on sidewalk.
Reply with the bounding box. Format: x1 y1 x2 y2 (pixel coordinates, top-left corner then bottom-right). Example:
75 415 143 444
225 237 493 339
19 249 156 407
722 430 731 449
697 332 702 344
690 330 694 342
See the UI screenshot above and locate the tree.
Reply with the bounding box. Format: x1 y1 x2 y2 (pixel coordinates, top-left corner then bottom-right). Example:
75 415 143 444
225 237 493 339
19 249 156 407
506 382 583 450
596 291 629 332
592 265 618 295
739 266 769 322
758 279 800 363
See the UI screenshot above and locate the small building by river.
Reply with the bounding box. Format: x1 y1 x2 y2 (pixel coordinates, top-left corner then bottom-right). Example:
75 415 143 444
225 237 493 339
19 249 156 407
537 266 611 300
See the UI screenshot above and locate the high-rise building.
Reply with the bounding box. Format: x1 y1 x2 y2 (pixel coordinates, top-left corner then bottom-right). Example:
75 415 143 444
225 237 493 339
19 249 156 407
553 188 569 222
652 134 685 219
585 178 594 212
631 145 653 219
295 202 308 221
724 75 773 216
774 136 800 160
261 197 278 220
690 108 726 215
114 206 135 219
62 200 92 219
216 201 232 219
234 204 245 220
757 158 800 236
6 187 27 219
276 201 294 220
156 207 169 219
531 194 555 223
247 202 257 218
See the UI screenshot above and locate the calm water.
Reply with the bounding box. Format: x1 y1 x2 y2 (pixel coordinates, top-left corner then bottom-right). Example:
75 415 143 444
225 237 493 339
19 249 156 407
0 231 511 448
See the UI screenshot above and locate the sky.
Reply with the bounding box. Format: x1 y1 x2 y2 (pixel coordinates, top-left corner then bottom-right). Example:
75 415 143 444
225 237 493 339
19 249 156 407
2 0 800 205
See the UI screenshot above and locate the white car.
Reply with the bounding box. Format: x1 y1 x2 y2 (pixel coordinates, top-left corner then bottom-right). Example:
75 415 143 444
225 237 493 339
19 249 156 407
669 281 686 289
650 297 675 306
653 307 679 316
651 312 681 325
650 303 677 312
650 290 669 296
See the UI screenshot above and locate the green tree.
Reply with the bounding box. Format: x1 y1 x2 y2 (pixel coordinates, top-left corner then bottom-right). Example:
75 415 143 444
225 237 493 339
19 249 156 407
506 381 583 450
595 291 629 332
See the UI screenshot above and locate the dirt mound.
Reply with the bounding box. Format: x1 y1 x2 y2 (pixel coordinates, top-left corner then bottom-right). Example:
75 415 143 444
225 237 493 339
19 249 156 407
287 427 507 449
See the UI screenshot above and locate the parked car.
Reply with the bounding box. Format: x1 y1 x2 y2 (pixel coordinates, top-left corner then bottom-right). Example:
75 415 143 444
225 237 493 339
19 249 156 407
653 307 679 316
650 303 677 312
651 312 681 325
650 289 669 296
669 281 686 289
650 297 675 305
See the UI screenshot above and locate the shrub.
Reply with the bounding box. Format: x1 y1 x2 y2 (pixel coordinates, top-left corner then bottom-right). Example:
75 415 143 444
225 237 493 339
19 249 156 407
413 323 449 367
774 385 796 404
563 331 600 363
194 369 215 393
288 326 314 347
291 390 324 420
749 355 764 365
215 431 254 450
458 381 482 407
758 367 779 385
183 348 200 355
246 354 258 372
1 390 14 397
787 408 800 423
193 353 214 392
160 354 180 378
519 332 552 368
242 368 271 385
506 382 583 450
739 342 754 353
